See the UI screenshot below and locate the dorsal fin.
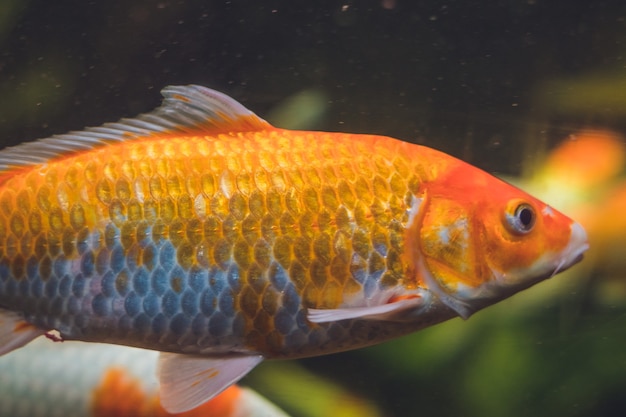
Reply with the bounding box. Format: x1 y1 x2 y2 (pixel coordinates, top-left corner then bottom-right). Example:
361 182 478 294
0 85 273 171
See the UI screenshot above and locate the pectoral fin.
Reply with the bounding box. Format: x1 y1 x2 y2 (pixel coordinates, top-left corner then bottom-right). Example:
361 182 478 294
157 352 264 414
0 308 44 356
307 295 422 323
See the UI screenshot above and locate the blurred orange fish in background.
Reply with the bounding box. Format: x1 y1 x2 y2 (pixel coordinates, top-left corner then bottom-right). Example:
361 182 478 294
540 130 625 190
525 129 626 303
0 85 588 412
93 370 252 417
528 130 624 252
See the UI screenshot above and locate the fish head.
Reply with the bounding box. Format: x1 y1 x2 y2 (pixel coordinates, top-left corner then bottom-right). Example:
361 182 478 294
415 158 589 319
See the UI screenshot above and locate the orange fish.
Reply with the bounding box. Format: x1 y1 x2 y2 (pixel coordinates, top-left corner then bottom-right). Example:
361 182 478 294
0 85 588 412
0 338 290 417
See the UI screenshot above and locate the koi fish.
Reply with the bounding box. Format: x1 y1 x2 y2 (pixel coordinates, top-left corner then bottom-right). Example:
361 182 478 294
0 85 588 413
0 338 290 417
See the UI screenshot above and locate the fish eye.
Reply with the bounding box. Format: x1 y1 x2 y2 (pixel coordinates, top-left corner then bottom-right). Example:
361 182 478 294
505 202 536 234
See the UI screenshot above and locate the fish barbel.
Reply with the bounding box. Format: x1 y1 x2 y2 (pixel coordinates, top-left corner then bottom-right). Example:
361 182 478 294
0 85 588 412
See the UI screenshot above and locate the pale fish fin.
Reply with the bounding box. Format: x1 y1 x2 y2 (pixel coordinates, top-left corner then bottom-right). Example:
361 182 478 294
0 308 44 356
0 85 273 172
307 295 423 323
157 352 264 414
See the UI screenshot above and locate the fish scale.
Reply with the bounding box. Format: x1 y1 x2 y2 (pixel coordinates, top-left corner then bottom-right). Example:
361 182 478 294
0 129 418 357
0 85 588 413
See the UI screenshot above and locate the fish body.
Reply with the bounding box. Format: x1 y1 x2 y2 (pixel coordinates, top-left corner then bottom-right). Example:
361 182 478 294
0 338 290 417
0 86 588 412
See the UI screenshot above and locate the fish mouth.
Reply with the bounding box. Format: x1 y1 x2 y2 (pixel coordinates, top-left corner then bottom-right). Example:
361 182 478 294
554 222 589 274
516 221 588 285
568 251 585 268
534 250 585 283
561 250 585 271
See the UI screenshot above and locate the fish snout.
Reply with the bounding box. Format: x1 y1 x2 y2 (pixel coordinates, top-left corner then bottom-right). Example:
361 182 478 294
563 221 589 269
550 221 588 277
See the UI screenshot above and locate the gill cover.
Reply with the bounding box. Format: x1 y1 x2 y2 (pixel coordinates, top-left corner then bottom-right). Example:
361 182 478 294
416 194 490 318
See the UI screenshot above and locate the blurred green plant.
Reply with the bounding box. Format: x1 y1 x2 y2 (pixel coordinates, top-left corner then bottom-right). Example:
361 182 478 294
248 361 382 417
